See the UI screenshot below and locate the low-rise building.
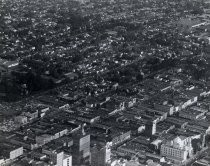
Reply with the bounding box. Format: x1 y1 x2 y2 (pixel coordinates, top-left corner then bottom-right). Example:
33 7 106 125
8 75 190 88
179 108 206 120
0 143 23 160
14 115 28 124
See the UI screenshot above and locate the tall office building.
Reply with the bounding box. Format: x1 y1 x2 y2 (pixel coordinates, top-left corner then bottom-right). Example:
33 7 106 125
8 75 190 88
72 125 90 166
63 154 72 166
145 120 157 136
160 136 193 164
42 148 72 166
91 143 111 166
42 149 64 166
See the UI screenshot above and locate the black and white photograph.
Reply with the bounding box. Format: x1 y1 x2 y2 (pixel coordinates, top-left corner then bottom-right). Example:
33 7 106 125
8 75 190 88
0 0 210 165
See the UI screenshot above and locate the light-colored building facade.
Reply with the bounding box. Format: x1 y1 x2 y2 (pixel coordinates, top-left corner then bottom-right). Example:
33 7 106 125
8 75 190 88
63 155 72 166
160 136 193 163
9 146 23 160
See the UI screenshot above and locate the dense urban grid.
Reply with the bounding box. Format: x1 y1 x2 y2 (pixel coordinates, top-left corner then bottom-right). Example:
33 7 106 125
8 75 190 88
0 0 210 165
